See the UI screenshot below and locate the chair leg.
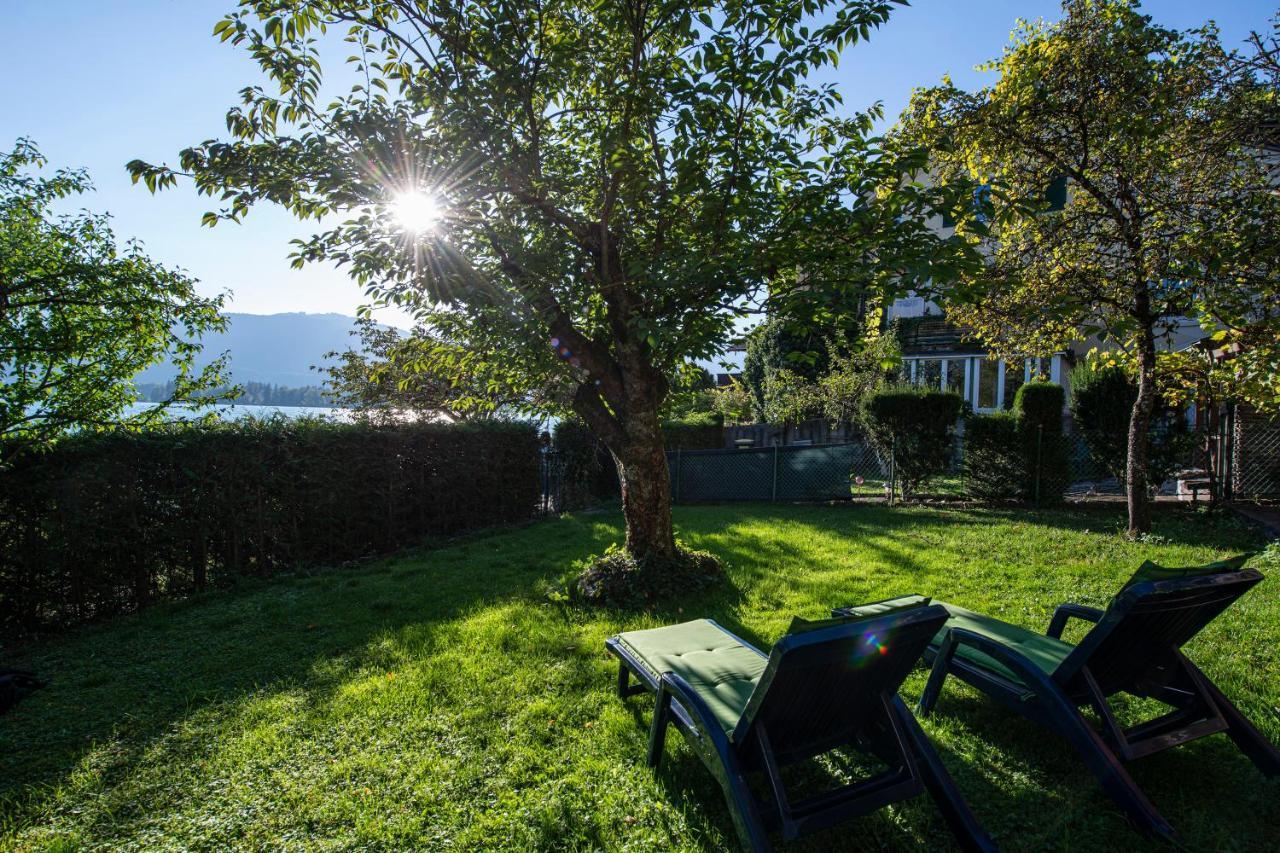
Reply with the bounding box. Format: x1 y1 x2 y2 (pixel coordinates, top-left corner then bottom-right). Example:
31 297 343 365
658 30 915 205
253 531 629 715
714 746 773 852
891 697 997 853
647 682 671 769
616 661 631 699
1189 662 1280 777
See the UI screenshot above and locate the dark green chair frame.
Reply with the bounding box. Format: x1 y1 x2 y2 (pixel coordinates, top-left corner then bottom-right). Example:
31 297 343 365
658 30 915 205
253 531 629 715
904 569 1280 842
607 606 996 852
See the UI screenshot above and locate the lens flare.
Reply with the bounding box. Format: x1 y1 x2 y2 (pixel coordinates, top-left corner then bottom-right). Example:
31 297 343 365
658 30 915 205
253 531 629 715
391 191 443 233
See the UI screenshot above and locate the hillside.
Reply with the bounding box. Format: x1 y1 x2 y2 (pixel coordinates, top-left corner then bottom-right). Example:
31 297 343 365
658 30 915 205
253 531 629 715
136 312 360 389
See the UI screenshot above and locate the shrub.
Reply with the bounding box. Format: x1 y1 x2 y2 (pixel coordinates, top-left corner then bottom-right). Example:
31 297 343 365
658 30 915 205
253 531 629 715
1070 362 1193 489
1014 382 1069 503
552 420 618 509
962 412 1026 501
863 388 962 497
662 412 724 450
0 418 540 637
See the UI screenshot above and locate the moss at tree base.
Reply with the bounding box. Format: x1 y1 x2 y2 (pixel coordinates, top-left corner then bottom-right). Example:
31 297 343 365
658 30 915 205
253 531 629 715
575 544 725 608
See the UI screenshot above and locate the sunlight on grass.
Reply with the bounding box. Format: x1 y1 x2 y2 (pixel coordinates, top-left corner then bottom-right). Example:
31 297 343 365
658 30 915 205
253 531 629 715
2 504 1276 850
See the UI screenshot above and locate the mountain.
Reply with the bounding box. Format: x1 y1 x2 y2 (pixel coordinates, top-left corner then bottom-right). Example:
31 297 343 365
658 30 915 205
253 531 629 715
136 312 361 388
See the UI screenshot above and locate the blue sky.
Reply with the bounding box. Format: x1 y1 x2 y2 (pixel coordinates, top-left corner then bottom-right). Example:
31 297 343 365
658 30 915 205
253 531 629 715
4 0 1274 328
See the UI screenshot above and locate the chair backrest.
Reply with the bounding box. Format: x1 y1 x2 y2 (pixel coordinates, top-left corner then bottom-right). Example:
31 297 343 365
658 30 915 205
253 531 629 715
732 605 949 764
1055 569 1263 695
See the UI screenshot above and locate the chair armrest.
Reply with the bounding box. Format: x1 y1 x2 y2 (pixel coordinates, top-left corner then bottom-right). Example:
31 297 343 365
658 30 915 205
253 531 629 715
945 628 1062 694
1047 603 1105 639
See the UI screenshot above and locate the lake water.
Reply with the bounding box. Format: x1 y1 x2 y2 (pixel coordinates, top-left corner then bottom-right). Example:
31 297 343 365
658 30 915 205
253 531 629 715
124 402 347 421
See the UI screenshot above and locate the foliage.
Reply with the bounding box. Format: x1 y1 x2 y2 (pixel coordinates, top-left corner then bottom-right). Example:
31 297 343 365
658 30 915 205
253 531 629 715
574 541 724 609
0 139 227 453
660 364 718 421
1014 382 1069 502
710 378 755 425
742 318 833 421
552 419 618 510
818 331 902 427
321 317 523 423
962 412 1025 502
2 504 1273 850
863 388 962 497
1070 359 1193 490
127 0 958 563
661 412 724 451
0 418 539 637
896 0 1280 533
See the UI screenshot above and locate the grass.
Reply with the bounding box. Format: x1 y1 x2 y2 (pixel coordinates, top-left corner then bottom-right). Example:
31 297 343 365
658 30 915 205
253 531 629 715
2 503 1278 851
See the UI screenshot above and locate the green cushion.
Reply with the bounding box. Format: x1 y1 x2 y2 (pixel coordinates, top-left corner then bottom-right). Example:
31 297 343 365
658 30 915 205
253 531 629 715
792 594 932 635
1119 553 1255 593
931 601 1075 690
615 620 766 734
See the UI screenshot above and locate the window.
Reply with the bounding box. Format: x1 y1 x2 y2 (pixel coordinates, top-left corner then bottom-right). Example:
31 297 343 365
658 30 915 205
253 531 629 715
918 359 941 390
1003 359 1026 410
945 359 966 396
977 358 999 410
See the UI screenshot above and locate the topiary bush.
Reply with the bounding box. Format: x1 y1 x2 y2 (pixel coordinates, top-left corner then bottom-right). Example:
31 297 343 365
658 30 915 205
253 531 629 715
863 388 963 498
1014 382 1069 503
962 412 1026 501
574 542 724 609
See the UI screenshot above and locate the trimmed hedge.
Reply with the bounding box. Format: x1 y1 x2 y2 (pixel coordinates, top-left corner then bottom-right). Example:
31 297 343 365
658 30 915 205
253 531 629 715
0 419 540 638
864 389 963 497
964 383 1069 503
662 412 724 450
1014 382 1069 503
962 412 1025 501
552 420 618 509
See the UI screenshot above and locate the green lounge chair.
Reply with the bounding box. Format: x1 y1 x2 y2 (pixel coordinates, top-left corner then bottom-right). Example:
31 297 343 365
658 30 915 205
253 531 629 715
606 604 996 852
856 565 1279 842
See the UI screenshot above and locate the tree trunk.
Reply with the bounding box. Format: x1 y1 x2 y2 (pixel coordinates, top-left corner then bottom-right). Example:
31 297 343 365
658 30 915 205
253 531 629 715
614 436 678 560
1126 329 1158 537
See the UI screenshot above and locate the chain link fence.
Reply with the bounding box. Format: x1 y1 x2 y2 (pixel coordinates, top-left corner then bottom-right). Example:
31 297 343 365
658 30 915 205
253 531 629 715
540 408 1280 509
1235 410 1280 499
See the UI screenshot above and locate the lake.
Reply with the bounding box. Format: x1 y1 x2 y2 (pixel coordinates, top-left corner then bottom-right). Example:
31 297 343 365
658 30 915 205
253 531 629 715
124 402 347 421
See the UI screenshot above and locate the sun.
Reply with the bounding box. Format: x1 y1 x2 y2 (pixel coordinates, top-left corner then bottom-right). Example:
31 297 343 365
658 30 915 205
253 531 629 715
391 190 443 233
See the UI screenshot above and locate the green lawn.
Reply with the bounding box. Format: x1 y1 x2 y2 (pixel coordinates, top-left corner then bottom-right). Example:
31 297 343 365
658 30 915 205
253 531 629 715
2 504 1278 851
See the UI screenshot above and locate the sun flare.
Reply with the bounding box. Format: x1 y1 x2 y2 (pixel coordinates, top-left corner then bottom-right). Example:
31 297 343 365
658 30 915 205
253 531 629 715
391 191 443 233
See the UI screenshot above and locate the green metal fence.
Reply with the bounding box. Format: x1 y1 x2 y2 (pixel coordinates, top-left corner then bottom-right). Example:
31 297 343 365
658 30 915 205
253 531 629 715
669 442 889 503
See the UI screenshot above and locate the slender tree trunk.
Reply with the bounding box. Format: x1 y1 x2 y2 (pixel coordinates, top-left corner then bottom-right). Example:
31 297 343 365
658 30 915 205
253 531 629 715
1126 327 1158 537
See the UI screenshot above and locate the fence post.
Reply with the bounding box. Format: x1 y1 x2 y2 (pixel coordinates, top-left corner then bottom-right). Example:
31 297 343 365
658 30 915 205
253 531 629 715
675 447 683 504
888 432 896 507
1035 424 1043 507
771 443 779 502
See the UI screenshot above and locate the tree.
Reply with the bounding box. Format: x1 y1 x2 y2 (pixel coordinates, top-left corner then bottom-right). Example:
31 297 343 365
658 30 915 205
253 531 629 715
897 0 1280 535
321 317 523 422
129 0 944 574
1 139 226 457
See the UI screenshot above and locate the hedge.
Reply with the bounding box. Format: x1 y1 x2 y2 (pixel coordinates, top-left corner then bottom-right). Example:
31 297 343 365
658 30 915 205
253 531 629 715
0 418 540 638
662 412 724 450
864 389 963 497
962 412 1025 501
1014 382 1069 503
552 420 619 509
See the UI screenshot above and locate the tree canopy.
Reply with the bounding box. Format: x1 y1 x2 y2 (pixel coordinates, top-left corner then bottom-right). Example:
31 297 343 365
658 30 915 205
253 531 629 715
895 0 1280 533
1 139 227 456
129 0 952 567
